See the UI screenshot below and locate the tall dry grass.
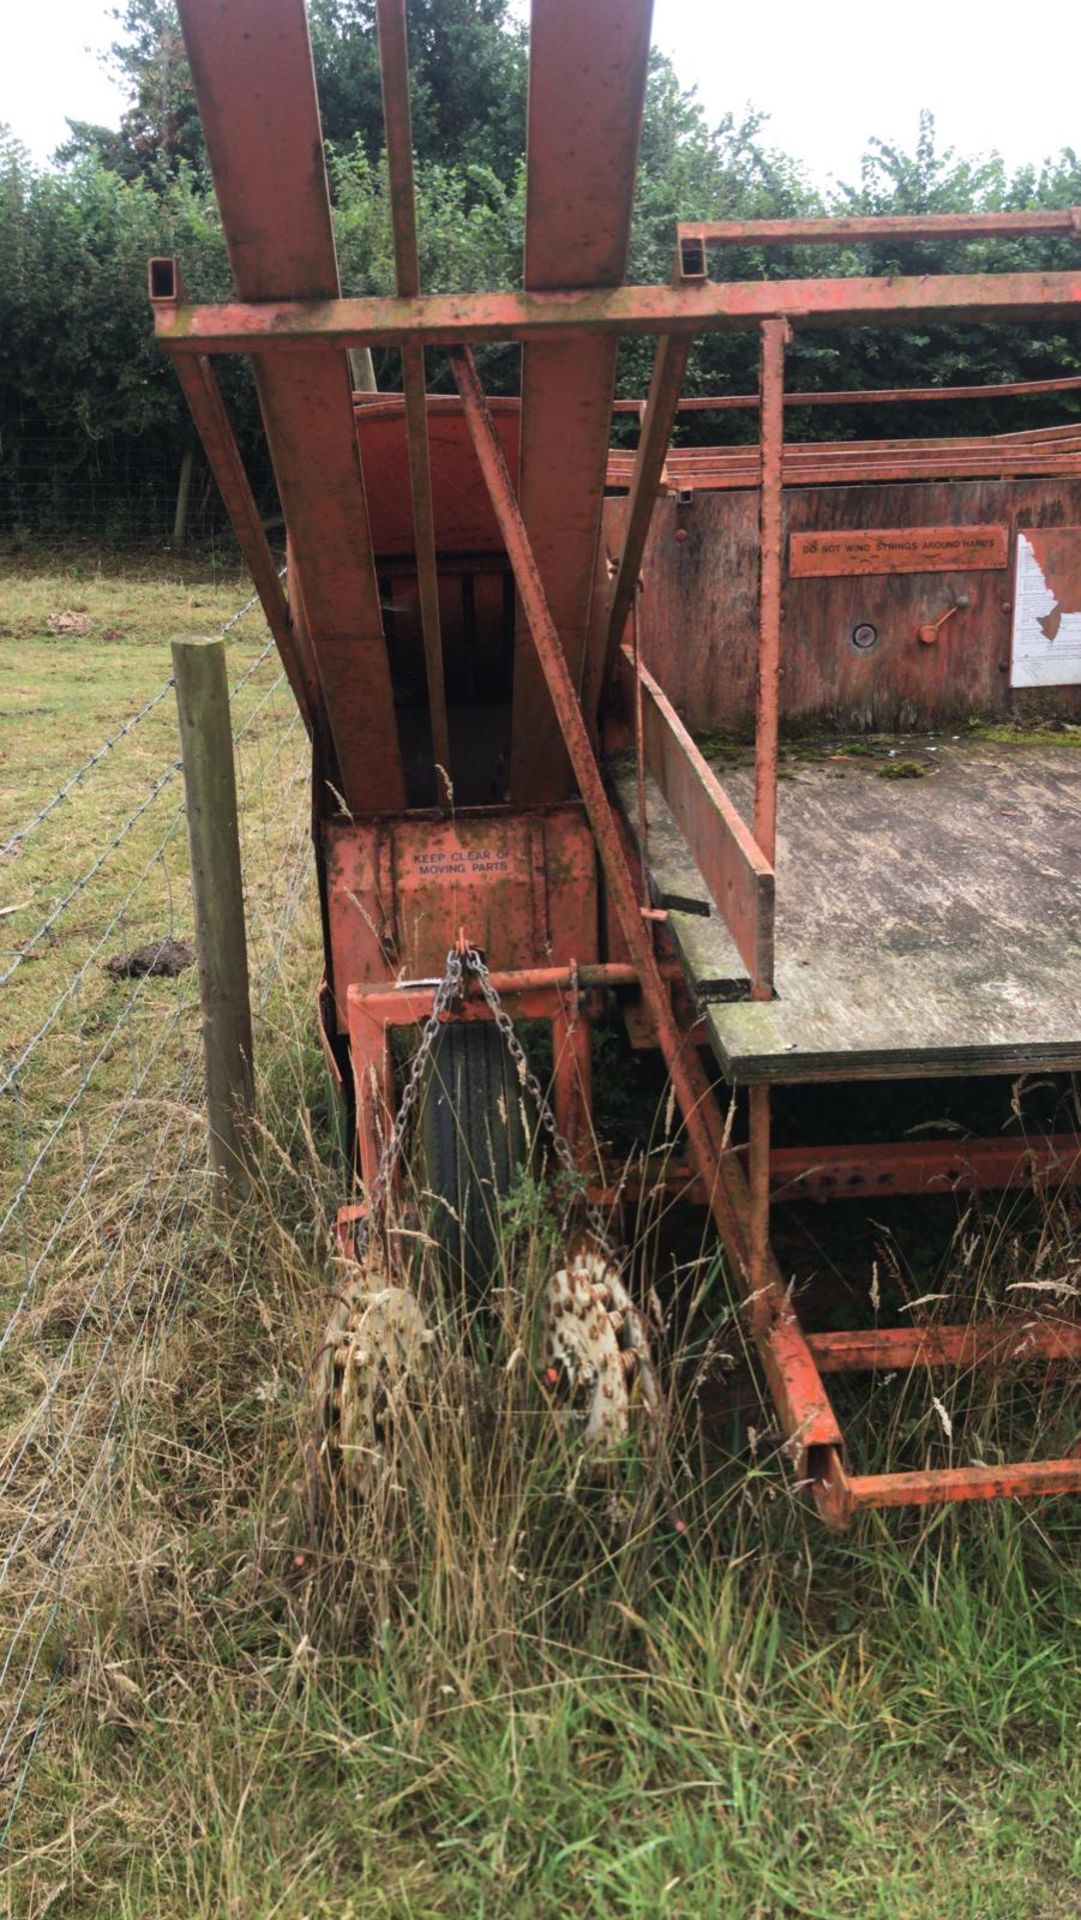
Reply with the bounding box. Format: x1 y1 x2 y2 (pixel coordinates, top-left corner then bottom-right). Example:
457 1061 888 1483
5 1005 1081 1915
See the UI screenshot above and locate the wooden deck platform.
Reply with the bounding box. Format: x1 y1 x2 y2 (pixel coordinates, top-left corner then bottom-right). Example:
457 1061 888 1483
612 737 1081 1084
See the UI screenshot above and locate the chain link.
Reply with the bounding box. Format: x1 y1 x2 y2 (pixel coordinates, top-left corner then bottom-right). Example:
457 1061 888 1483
463 947 614 1257
357 945 613 1259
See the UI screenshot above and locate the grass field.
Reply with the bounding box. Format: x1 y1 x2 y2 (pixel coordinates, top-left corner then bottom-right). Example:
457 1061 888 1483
3 553 1081 1919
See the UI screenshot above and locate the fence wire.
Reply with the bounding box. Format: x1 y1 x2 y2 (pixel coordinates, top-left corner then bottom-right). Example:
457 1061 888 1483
0 582 316 1843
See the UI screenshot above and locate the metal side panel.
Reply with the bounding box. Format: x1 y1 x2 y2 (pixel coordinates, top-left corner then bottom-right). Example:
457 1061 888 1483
176 0 404 813
510 0 653 804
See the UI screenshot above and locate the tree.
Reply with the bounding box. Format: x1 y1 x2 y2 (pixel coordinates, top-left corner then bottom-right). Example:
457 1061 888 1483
58 2 205 186
58 0 527 190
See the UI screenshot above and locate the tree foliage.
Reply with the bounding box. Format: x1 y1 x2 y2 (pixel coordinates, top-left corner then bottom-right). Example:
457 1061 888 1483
60 0 527 189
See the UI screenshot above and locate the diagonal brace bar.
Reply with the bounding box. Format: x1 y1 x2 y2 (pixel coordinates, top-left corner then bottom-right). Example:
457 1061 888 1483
172 351 318 734
603 332 691 690
449 343 844 1503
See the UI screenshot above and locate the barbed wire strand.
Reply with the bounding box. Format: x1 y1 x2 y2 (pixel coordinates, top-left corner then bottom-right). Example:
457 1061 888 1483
0 579 313 1842
0 804 314 1843
0 581 279 864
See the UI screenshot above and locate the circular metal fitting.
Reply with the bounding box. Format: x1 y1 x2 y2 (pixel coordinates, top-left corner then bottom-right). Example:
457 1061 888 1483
314 1271 432 1499
542 1248 659 1452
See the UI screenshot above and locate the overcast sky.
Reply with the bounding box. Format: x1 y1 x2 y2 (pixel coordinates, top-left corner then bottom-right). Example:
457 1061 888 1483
2 0 1078 189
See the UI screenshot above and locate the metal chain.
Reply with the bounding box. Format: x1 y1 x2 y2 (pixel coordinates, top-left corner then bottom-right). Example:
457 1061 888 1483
358 943 612 1259
356 945 469 1251
463 946 615 1258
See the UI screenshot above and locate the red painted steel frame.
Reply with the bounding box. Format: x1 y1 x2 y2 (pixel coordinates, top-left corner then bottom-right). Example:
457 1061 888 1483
347 964 638 1187
172 0 405 816
156 2 1081 1525
604 333 692 687
590 1134 1081 1207
767 1134 1081 1202
605 434 1081 491
512 0 653 804
168 347 318 732
152 270 1081 354
374 0 452 795
753 320 786 876
612 373 1081 412
807 1321 1081 1372
679 209 1081 249
449 342 848 1518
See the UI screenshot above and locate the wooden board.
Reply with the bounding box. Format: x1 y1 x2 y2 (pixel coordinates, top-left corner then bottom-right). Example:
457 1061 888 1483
622 477 1081 736
616 740 1081 1084
609 760 749 1001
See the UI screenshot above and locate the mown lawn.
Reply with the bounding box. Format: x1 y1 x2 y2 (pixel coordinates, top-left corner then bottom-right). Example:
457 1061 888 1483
3 553 1081 1919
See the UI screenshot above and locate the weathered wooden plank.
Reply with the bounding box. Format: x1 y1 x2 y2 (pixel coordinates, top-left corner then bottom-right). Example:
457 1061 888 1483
608 760 749 1000
636 660 774 987
621 477 1081 735
702 741 1081 1082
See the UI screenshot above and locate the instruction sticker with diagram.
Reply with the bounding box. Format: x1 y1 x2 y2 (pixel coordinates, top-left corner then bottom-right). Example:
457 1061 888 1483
1011 527 1081 687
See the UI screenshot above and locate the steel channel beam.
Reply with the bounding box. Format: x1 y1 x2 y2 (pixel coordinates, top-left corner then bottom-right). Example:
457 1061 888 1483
152 269 1081 352
592 1133 1081 1205
173 0 404 815
635 656 774 988
511 0 653 804
449 342 844 1485
603 333 692 685
679 209 1081 248
375 0 452 797
754 320 786 876
807 1322 1081 1372
606 446 1081 489
611 373 1081 411
768 1134 1081 1201
846 1459 1081 1511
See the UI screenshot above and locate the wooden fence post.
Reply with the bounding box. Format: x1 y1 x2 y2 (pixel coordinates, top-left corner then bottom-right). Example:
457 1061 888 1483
172 635 254 1209
171 443 195 550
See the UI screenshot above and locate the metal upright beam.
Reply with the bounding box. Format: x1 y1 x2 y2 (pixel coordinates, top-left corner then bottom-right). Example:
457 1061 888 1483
510 0 653 803
375 0 452 799
754 319 787 874
603 332 692 686
174 0 405 814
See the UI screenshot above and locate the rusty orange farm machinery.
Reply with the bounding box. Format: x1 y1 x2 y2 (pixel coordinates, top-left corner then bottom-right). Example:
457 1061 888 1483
153 0 1081 1528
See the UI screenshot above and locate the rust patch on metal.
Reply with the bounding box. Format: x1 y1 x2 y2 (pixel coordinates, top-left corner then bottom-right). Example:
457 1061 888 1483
323 806 598 1028
790 525 1009 578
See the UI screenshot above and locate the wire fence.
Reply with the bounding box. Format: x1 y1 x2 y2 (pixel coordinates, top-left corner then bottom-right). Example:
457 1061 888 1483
0 437 279 551
0 584 318 1841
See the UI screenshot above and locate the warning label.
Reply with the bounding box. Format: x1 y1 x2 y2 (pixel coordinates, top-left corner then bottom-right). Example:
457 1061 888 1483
413 846 511 879
790 525 1009 578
